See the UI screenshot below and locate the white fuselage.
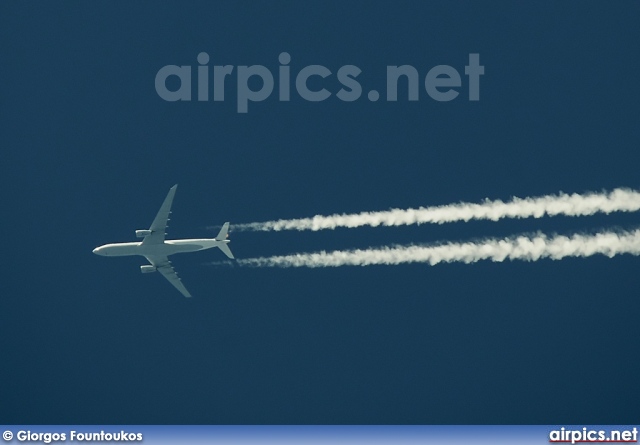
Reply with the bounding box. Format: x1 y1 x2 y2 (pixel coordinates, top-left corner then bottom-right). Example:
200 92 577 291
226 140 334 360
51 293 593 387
92 239 228 257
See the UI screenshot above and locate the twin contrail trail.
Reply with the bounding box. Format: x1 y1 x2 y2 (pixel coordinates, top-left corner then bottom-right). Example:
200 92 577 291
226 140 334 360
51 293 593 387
231 188 640 232
219 229 640 268
215 187 640 269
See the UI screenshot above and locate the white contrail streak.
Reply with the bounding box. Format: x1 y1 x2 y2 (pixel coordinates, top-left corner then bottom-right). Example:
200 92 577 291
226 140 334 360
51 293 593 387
231 188 640 232
223 229 640 268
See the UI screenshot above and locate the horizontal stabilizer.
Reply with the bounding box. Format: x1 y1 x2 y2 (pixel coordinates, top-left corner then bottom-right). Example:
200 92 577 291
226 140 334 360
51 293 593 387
218 243 234 259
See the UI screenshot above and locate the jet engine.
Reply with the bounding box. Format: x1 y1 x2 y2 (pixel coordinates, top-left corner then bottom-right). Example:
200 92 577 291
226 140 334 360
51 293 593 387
140 265 156 273
136 229 152 238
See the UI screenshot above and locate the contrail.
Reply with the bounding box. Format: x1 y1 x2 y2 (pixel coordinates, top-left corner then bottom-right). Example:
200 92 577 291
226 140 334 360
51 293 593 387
230 188 640 232
217 229 640 268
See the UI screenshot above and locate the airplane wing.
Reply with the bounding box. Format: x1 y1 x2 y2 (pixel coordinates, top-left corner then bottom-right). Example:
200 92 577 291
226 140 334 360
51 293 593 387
145 255 192 298
142 184 178 245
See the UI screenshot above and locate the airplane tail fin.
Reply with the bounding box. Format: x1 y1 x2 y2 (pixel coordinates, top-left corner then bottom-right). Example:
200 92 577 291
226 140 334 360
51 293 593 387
215 222 234 259
215 222 230 241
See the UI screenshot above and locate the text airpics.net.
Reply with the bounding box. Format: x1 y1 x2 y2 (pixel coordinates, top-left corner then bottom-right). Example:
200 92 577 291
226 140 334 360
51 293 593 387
155 52 484 112
549 427 638 444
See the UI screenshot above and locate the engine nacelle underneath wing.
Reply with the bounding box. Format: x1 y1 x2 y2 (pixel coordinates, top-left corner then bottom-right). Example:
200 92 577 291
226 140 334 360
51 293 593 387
140 265 156 273
136 229 152 238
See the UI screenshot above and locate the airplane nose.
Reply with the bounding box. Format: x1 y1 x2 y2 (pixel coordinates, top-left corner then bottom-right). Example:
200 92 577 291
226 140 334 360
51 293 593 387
92 248 99 255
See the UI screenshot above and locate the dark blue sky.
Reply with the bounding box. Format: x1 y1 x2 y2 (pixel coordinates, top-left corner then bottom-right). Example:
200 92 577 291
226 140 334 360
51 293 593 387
2 2 639 424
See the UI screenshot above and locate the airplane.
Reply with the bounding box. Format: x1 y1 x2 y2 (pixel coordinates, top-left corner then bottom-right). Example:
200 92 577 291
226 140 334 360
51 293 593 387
92 184 233 298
